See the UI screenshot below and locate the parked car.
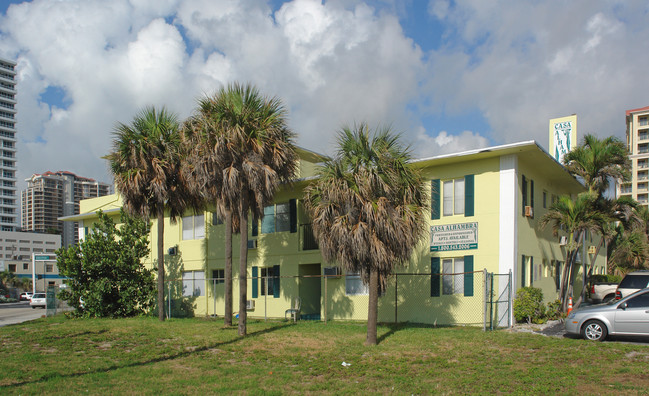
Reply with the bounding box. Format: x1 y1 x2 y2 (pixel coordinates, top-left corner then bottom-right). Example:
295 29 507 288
29 293 47 309
19 292 33 301
615 271 649 300
565 288 649 341
590 282 618 303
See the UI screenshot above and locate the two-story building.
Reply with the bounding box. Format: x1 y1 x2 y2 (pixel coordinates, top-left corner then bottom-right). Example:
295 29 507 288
65 141 605 325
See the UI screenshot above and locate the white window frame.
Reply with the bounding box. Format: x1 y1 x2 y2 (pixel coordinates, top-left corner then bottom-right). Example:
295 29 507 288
443 179 465 216
442 258 464 295
182 214 205 240
261 203 290 234
345 272 369 296
182 271 205 297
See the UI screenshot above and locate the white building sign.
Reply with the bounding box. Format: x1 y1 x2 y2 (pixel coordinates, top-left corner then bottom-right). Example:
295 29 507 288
430 222 478 252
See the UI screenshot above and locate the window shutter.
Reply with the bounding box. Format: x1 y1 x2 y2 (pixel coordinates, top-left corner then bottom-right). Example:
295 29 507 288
431 257 440 297
464 255 474 297
530 180 534 217
431 179 440 220
273 265 280 298
252 266 258 298
251 215 258 237
289 199 297 233
521 255 526 288
522 175 527 216
464 175 474 217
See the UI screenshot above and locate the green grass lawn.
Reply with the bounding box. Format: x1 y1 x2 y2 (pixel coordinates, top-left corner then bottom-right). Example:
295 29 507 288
1 315 648 394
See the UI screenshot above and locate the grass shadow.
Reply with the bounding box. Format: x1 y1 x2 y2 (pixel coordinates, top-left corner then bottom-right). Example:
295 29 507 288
4 321 293 389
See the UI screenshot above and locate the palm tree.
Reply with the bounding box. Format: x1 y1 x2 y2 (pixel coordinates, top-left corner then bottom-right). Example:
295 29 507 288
540 192 608 311
192 83 297 336
107 106 191 321
304 124 428 345
562 134 630 196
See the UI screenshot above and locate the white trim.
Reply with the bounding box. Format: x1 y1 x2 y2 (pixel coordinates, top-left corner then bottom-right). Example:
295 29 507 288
499 154 518 327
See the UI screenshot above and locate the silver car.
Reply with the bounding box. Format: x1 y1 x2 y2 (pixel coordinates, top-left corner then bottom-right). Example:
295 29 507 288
565 288 649 341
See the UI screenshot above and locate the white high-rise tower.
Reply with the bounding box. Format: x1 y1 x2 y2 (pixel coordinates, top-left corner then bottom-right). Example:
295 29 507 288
0 57 18 231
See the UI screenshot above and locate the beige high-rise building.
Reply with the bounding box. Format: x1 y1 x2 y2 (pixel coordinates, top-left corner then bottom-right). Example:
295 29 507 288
619 106 649 207
21 171 111 246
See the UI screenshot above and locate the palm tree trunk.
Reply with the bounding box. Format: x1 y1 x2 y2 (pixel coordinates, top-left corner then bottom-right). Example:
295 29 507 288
157 211 165 322
238 194 249 337
224 209 233 327
366 269 379 345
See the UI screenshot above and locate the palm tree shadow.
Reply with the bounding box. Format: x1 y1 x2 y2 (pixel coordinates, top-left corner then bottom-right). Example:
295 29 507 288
5 322 292 389
376 323 407 344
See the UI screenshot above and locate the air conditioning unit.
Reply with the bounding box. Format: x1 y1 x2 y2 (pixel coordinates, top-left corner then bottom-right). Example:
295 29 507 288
524 206 533 218
323 266 341 277
247 239 257 249
588 245 597 254
246 300 255 310
559 236 568 246
168 246 177 256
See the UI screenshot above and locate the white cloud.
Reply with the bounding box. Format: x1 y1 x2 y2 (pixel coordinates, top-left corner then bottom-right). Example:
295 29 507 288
414 127 490 158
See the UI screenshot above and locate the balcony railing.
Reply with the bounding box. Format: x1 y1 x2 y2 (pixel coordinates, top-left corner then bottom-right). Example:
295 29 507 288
300 224 319 251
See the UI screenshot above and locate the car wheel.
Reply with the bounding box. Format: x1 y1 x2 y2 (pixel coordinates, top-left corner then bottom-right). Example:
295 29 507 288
31 306 35 309
581 320 608 341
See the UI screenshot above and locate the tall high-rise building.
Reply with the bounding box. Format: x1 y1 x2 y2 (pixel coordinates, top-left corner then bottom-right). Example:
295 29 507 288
0 57 18 231
21 171 111 246
619 106 649 208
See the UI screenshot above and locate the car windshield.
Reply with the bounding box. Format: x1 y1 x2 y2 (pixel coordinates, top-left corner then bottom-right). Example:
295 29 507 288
33 294 46 298
619 275 649 289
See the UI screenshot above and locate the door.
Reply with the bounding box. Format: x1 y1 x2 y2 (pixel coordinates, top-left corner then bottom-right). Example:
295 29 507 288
614 291 649 335
299 264 321 319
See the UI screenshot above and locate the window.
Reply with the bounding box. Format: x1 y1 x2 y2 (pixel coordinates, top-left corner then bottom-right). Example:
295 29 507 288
260 267 278 296
182 215 205 240
626 292 649 308
543 191 547 209
182 271 205 297
252 265 280 298
23 263 28 270
212 269 224 284
442 258 464 295
345 272 369 295
8 264 15 272
261 203 290 233
430 256 474 297
212 212 223 225
443 179 464 216
45 264 53 272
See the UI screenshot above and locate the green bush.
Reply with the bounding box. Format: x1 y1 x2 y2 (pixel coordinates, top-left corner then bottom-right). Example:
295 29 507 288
589 274 622 285
545 299 564 321
514 287 546 324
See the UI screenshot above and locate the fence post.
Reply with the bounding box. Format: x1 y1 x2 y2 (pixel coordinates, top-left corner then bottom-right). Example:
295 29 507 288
167 281 171 319
483 269 487 331
394 273 398 324
264 273 268 322
324 275 328 324
213 278 216 317
508 269 513 328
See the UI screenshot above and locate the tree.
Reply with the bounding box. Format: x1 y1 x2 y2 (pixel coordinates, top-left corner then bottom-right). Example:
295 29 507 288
304 124 428 345
563 134 630 196
107 106 192 321
540 192 608 311
57 210 155 317
185 83 297 336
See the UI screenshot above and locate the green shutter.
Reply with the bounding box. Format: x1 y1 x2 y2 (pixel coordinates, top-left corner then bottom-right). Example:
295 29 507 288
521 255 526 288
530 180 534 218
251 215 258 236
464 174 474 217
464 255 474 297
522 175 527 216
252 266 258 298
273 265 280 298
289 199 297 233
431 179 440 220
431 257 440 297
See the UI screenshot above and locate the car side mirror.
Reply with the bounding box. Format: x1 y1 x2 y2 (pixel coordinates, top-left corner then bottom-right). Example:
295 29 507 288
618 302 628 310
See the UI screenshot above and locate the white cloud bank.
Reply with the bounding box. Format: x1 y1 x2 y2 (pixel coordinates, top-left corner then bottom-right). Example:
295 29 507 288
0 0 648 204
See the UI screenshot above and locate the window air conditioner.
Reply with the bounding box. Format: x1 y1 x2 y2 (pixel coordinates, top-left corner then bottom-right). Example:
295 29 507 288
588 246 597 254
246 300 255 310
559 236 568 246
524 206 533 218
247 239 257 249
323 266 341 277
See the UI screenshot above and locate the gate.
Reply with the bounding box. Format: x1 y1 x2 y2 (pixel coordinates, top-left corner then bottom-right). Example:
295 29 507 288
484 270 513 330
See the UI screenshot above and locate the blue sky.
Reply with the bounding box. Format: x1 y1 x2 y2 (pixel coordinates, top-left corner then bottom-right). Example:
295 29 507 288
1 0 648 191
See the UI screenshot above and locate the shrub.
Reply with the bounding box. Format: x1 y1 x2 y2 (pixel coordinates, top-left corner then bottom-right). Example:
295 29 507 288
545 299 564 321
514 287 546 324
589 274 622 285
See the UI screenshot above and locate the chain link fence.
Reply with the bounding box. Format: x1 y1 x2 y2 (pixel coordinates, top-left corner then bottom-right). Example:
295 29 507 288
166 269 512 329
